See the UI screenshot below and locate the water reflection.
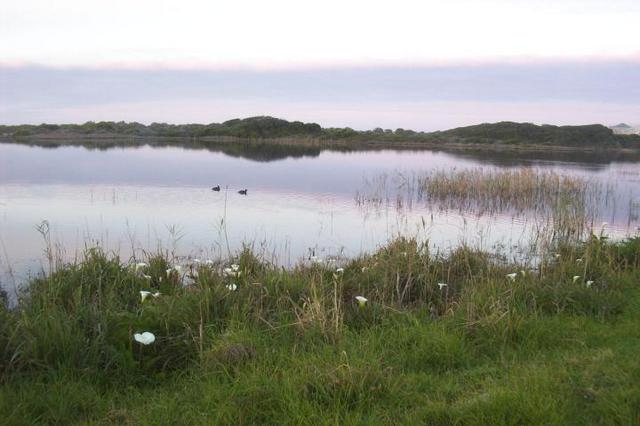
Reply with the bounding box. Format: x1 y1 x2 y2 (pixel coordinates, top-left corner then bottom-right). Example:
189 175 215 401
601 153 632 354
0 141 639 293
6 138 640 165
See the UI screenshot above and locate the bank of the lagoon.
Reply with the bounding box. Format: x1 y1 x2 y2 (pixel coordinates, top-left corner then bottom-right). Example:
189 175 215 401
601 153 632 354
1 234 639 424
3 117 640 151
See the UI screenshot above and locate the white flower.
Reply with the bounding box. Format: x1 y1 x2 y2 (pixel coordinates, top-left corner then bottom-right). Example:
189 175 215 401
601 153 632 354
226 283 238 291
133 332 155 345
310 255 322 264
555 254 561 259
223 267 240 278
231 264 240 272
193 258 201 264
576 258 583 263
142 274 152 280
437 283 448 290
140 290 160 302
355 296 368 307
572 275 581 283
135 262 148 272
335 267 344 274
205 259 214 265
586 280 594 288
361 267 368 273
166 265 183 276
506 273 517 281
520 270 526 277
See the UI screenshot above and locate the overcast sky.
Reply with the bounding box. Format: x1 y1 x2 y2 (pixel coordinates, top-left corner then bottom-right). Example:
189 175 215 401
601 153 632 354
1 0 639 129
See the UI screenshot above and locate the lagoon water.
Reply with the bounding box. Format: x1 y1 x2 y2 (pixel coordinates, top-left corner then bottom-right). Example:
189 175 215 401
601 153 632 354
1 141 639 294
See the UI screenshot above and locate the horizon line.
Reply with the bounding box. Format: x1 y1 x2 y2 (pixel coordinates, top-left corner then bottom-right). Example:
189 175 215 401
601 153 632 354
2 53 640 72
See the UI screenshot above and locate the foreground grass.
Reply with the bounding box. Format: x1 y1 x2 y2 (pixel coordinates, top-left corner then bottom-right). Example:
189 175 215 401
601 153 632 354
1 235 639 425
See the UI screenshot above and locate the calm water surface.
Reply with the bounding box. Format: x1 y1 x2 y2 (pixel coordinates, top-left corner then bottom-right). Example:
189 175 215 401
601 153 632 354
1 142 639 293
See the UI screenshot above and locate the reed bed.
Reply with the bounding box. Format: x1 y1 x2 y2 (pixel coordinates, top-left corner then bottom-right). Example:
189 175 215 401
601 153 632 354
356 167 623 245
417 168 587 213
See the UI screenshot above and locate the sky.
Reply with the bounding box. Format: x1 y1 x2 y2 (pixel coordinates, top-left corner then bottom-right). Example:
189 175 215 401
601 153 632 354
1 0 639 129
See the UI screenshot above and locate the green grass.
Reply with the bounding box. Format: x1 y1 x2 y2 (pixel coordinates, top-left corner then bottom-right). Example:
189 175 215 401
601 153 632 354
1 235 639 425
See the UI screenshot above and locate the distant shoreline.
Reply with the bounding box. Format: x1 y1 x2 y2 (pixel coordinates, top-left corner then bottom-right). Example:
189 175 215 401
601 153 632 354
2 116 640 152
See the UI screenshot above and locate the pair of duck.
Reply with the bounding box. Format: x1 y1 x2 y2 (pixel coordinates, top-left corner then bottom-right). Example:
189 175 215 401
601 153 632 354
211 185 247 195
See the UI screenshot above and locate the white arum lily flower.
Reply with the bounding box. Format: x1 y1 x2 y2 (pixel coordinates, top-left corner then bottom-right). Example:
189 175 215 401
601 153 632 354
135 262 148 272
226 283 238 291
336 267 344 274
506 273 517 281
355 296 368 307
133 332 155 345
586 280 594 288
555 254 561 259
224 267 241 278
576 258 583 263
166 265 183 276
142 274 152 280
520 270 526 277
438 283 448 290
140 290 160 302
231 264 240 272
572 275 581 283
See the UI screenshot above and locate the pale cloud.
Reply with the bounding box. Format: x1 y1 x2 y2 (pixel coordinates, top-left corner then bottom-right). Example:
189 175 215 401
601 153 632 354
1 0 639 69
1 63 639 128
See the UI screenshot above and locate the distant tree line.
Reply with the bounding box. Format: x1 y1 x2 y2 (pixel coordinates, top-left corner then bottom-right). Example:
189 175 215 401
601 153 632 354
1 116 639 149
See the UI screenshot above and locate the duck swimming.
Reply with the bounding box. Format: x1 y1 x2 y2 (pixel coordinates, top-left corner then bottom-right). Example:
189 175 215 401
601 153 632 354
211 185 220 191
238 189 248 195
